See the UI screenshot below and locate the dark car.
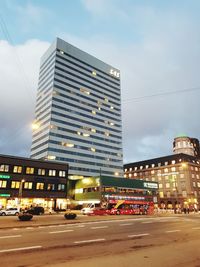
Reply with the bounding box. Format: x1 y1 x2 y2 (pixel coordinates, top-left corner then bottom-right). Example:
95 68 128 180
26 206 44 215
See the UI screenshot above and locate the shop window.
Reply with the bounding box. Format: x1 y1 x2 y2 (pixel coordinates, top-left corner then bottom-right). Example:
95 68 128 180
24 182 32 189
38 169 45 176
11 181 20 189
59 171 66 177
49 170 56 176
26 167 34 174
13 166 22 173
0 180 7 188
36 183 44 190
47 184 55 190
0 164 9 172
58 184 65 191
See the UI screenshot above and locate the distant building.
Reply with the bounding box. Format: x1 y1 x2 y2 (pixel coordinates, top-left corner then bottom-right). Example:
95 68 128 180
124 153 200 210
173 136 200 158
30 37 123 179
0 154 68 210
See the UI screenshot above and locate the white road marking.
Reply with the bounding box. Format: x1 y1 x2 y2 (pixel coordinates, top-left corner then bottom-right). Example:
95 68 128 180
192 227 200 230
128 233 150 238
49 229 74 234
91 226 108 230
12 228 20 230
58 225 66 227
48 225 57 228
38 226 46 229
26 227 34 229
0 235 21 239
120 223 133 226
165 230 181 233
74 238 105 244
142 221 153 224
0 246 42 253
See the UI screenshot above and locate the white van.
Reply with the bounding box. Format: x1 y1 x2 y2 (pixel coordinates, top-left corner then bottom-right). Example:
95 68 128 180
81 203 101 215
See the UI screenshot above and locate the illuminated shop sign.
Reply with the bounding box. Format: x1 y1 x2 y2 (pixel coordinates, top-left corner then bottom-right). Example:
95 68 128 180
143 182 158 189
109 69 120 78
0 175 10 179
0 194 10 197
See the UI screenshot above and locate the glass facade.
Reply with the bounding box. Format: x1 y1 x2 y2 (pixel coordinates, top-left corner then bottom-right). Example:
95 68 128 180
31 38 123 178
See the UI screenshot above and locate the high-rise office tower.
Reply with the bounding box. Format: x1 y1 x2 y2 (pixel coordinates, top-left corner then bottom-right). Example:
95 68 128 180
31 38 123 179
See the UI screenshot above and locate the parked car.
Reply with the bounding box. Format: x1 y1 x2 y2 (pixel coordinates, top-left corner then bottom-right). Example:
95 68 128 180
26 206 44 215
0 208 20 216
81 203 101 215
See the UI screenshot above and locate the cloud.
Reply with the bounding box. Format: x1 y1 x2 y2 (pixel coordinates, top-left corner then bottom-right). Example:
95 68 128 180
0 39 49 156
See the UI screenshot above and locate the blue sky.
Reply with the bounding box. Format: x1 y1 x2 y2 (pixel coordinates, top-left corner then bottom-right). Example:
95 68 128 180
1 0 200 162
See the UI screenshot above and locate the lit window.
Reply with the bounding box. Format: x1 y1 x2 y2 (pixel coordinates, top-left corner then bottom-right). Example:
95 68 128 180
134 173 137 177
0 165 9 172
164 168 168 173
11 181 20 189
110 106 114 110
129 173 132 178
197 182 200 188
171 160 176 164
0 180 7 188
24 182 32 189
171 167 176 172
159 192 164 198
83 133 90 137
110 122 114 126
146 165 149 169
49 170 56 176
47 184 55 190
91 128 96 133
159 183 163 189
104 98 108 102
158 163 161 167
165 183 170 188
134 167 137 171
180 174 184 178
61 142 74 148
151 170 155 174
77 131 81 135
195 167 198 172
58 184 65 191
60 50 64 54
59 171 66 177
36 183 44 190
129 168 132 171
124 168 127 172
26 167 34 174
182 191 187 197
92 70 96 76
193 182 196 187
80 88 90 95
152 164 155 168
105 132 109 137
13 166 22 173
38 169 45 175
91 148 96 152
140 166 143 170
92 110 96 115
98 107 101 111
47 155 56 160
165 162 168 165
152 177 155 181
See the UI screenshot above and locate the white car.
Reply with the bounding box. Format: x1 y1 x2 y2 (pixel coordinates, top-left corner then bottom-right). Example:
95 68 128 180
0 208 20 216
81 203 101 215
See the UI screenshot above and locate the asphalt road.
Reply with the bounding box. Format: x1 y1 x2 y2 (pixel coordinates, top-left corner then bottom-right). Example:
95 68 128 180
0 214 200 267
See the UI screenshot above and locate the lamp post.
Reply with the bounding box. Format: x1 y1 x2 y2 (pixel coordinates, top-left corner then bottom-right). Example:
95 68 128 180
18 179 25 210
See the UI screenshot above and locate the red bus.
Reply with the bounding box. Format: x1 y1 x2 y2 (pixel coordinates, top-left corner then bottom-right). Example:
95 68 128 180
108 200 154 215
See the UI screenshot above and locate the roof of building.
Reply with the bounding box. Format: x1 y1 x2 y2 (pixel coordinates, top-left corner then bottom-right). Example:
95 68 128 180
124 153 199 168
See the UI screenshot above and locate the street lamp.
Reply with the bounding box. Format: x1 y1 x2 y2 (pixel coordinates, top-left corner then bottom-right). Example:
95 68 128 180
18 179 25 210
